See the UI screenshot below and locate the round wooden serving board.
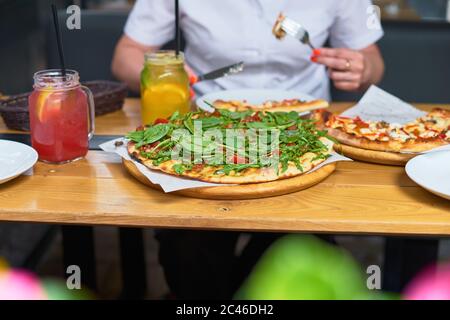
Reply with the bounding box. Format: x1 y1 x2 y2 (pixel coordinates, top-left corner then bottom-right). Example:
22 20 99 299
334 144 416 166
123 159 336 200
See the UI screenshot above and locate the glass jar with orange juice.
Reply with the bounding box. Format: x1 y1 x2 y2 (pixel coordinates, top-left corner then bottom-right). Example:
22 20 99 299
28 69 95 164
140 50 190 124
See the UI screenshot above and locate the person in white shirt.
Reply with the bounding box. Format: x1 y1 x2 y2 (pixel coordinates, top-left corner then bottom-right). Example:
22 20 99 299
112 0 385 299
112 0 384 100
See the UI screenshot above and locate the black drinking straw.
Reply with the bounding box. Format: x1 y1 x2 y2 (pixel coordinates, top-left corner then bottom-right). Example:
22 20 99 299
51 4 66 78
175 0 180 56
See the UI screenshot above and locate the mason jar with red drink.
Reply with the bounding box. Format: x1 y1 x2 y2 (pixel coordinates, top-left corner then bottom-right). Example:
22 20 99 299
28 69 95 164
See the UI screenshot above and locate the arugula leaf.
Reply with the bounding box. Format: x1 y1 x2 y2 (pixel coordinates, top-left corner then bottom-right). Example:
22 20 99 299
152 155 171 166
246 122 274 129
169 111 180 121
183 114 194 134
136 124 171 147
231 111 253 120
217 109 231 117
126 130 145 142
173 163 193 175
215 163 261 175
199 117 224 129
273 112 293 125
287 111 300 121
218 109 253 121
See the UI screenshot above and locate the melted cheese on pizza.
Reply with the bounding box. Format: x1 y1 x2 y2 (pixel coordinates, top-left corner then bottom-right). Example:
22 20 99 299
214 99 308 111
327 108 450 143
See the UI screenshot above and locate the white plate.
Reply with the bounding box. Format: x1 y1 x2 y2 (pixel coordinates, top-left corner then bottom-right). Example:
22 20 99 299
406 151 450 200
0 140 38 184
196 89 315 113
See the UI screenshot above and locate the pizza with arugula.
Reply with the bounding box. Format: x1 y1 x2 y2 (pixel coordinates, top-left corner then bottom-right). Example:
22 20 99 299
126 109 334 184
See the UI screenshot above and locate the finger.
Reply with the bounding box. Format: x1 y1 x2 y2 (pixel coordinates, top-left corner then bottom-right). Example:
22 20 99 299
334 81 360 91
313 56 349 71
330 71 361 82
185 64 198 85
313 48 361 60
315 47 353 59
314 47 337 58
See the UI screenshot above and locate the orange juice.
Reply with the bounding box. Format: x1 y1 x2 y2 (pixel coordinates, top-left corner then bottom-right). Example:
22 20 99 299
140 51 190 124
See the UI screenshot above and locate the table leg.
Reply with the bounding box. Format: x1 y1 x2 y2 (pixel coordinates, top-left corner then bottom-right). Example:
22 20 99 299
119 228 147 299
61 226 97 291
383 237 439 292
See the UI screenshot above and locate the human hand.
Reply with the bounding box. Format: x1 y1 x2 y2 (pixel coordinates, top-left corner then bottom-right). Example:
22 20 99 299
311 48 369 92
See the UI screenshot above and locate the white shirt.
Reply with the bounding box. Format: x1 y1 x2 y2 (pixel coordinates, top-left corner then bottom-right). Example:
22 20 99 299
125 0 383 100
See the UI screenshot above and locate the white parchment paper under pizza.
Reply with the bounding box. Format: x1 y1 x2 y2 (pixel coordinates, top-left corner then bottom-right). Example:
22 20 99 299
100 138 351 193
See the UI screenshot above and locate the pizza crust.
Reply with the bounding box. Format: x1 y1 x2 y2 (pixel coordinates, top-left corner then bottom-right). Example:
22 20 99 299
326 127 446 153
213 99 329 113
123 159 337 200
334 144 415 166
272 13 287 40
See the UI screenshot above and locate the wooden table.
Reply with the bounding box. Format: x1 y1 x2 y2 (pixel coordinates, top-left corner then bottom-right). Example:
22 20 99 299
1 98 449 293
1 99 449 236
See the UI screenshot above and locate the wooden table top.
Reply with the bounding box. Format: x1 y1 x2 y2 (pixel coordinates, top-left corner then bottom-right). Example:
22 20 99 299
1 99 449 236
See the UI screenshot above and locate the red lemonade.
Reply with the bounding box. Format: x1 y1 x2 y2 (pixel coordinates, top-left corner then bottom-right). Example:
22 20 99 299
29 70 94 163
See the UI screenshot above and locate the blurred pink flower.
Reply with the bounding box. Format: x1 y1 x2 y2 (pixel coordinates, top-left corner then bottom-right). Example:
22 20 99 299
0 270 47 300
404 264 450 300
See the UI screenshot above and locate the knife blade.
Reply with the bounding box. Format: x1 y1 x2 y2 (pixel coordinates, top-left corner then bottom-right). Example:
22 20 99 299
195 61 244 83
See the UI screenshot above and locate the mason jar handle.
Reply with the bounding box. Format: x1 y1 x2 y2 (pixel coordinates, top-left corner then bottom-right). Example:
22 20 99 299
81 86 95 140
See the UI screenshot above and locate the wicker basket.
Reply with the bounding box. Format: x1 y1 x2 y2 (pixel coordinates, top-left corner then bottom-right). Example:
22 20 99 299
83 81 128 116
0 81 128 131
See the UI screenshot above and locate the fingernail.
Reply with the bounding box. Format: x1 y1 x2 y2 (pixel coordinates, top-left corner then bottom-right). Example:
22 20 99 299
310 56 318 63
189 75 198 84
313 49 321 56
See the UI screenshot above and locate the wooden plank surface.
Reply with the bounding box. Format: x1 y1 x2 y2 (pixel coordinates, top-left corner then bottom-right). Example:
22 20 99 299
1 99 450 235
0 99 353 135
0 151 449 235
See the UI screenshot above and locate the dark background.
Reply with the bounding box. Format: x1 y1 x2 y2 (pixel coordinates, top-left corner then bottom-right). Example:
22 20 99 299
1 0 450 103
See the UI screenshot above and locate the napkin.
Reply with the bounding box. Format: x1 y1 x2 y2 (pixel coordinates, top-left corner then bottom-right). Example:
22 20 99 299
100 138 351 193
100 138 225 192
341 85 450 154
342 85 427 124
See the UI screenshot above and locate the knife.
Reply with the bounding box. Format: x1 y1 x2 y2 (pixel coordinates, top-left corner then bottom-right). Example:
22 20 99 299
190 62 244 85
